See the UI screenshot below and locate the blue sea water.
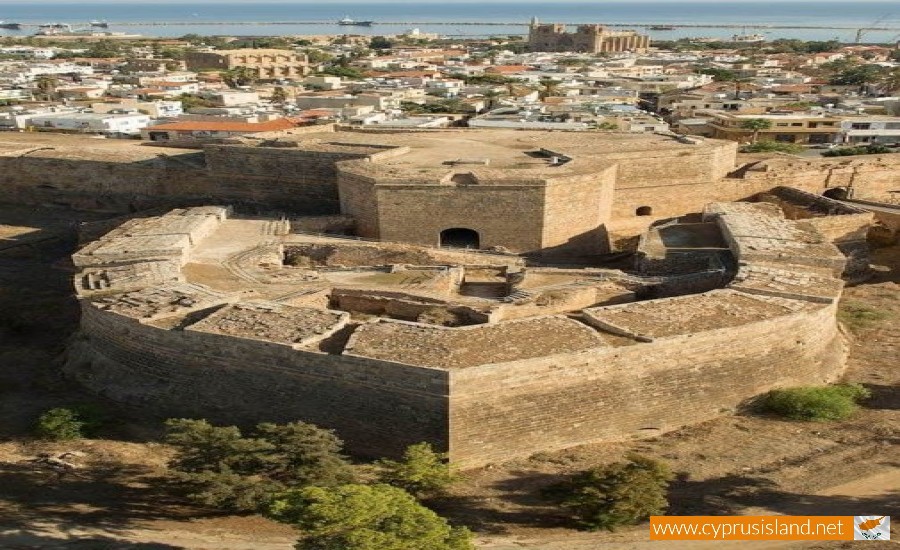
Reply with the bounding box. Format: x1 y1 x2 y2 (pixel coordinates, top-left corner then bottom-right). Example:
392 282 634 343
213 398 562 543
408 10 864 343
0 2 898 42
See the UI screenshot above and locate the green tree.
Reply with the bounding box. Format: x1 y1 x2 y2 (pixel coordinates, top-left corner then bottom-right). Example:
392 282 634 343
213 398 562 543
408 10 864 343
369 36 395 51
221 66 259 88
268 484 474 550
34 408 85 441
34 75 59 101
537 77 560 100
303 48 334 64
698 67 737 82
376 443 456 498
164 419 355 512
85 39 124 58
270 86 288 104
547 454 674 531
177 93 216 110
740 118 773 143
830 64 888 87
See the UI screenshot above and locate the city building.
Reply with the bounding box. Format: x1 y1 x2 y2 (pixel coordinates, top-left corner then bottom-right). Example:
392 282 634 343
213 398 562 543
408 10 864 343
185 49 310 80
528 19 650 54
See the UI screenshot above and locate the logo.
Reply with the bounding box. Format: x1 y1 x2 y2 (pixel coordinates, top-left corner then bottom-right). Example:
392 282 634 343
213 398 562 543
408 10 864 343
854 516 890 540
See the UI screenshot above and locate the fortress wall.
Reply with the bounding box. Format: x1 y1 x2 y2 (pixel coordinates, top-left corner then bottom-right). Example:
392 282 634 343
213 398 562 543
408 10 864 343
0 153 342 215
373 184 548 252
337 170 381 238
69 304 450 458
739 155 900 201
0 156 194 211
541 168 617 254
448 302 844 468
607 140 738 188
611 177 773 219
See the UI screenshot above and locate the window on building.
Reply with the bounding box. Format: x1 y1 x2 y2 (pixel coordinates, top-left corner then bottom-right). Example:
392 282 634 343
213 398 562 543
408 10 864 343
851 123 871 130
636 206 653 216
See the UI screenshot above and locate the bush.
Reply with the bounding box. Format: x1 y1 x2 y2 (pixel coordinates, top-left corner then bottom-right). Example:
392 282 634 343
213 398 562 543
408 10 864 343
740 141 803 154
376 442 457 498
547 454 673 531
839 301 891 332
165 419 356 512
268 484 474 550
34 408 85 441
822 144 890 157
760 384 871 421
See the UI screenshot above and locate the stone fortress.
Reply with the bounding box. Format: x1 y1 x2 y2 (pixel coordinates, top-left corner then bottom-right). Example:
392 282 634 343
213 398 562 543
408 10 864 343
44 127 899 467
527 18 651 54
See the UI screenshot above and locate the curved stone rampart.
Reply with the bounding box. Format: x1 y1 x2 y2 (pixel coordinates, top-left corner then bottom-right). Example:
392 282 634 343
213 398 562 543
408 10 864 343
66 199 849 467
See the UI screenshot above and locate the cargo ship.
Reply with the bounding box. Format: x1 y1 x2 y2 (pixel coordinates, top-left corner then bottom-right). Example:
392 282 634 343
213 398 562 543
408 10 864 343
338 16 374 27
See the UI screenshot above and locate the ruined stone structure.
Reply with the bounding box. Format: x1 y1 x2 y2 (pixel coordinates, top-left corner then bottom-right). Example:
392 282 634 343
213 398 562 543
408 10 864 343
0 128 888 466
528 20 651 53
66 196 854 467
0 130 895 257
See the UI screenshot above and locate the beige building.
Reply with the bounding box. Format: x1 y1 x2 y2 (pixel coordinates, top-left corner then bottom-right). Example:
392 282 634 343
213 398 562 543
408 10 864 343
528 19 650 54
707 112 843 145
185 48 310 80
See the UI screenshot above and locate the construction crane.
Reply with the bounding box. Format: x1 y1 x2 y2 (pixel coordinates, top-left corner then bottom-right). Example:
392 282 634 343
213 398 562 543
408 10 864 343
855 14 892 43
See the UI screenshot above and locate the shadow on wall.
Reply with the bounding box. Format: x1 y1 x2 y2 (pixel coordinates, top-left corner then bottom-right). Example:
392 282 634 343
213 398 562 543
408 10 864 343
527 226 612 261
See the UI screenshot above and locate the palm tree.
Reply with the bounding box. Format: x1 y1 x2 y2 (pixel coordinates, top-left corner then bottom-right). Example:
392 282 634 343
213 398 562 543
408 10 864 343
740 118 773 143
877 67 900 96
35 75 59 101
733 77 754 100
481 89 503 110
221 66 259 88
270 86 288 104
538 77 559 100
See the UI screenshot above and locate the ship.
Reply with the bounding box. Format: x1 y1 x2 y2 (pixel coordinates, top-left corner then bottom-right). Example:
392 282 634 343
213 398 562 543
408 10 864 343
731 33 766 43
0 21 22 30
649 25 676 31
338 16 374 27
36 23 72 36
90 20 109 28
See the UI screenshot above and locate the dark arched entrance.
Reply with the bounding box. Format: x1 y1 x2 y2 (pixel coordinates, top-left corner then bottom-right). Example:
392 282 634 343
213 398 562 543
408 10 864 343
823 187 848 200
440 228 480 249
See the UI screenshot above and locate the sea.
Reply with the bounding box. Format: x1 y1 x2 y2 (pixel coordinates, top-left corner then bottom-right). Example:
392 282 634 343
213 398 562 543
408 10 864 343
1 1 899 43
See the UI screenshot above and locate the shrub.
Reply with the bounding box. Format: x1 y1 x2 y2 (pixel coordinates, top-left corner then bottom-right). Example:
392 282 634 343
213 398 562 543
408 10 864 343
164 419 355 512
547 454 673 531
34 408 86 441
760 384 871 421
267 484 474 550
376 442 457 498
822 144 890 157
740 141 803 154
839 301 891 332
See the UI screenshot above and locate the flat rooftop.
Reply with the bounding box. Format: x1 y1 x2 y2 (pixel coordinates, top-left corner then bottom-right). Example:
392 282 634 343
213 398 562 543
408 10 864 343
186 302 347 347
345 316 606 369
0 133 203 164
254 129 729 175
583 289 805 341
